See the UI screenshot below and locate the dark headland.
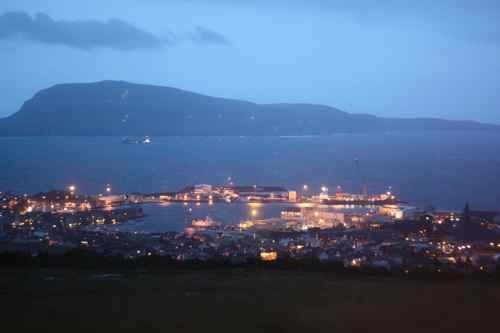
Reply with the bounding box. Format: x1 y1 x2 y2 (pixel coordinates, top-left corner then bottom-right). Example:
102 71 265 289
0 80 498 136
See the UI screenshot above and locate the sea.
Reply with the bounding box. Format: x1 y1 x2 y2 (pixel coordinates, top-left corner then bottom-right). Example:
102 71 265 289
1 131 499 232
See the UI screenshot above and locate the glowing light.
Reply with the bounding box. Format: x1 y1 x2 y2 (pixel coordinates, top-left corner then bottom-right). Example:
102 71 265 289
68 185 76 193
251 209 258 217
350 259 361 267
321 186 328 193
239 221 254 229
260 251 278 261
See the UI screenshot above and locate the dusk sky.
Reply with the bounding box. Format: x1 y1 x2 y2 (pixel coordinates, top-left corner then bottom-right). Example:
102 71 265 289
1 0 500 123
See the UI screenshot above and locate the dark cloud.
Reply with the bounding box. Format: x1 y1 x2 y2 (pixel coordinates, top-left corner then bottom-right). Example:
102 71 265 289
0 11 232 50
0 11 168 50
0 12 230 50
190 26 230 45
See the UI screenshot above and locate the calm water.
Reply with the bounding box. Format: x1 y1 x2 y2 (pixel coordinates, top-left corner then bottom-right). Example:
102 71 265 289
1 132 500 214
101 203 380 233
96 203 289 233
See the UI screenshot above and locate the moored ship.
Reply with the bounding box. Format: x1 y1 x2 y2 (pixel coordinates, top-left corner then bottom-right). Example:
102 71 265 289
315 190 400 206
191 217 220 228
122 136 152 144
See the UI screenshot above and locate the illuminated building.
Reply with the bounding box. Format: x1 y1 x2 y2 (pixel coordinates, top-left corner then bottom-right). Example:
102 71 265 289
194 184 213 194
281 207 302 219
97 195 126 205
260 251 278 261
379 205 416 220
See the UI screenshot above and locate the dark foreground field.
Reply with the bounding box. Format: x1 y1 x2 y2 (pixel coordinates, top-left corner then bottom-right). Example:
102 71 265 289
1 268 499 332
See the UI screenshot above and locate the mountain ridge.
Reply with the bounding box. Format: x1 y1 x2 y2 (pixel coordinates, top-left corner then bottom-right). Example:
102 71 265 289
0 80 498 136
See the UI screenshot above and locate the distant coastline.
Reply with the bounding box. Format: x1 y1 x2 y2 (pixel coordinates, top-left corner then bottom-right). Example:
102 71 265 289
0 80 498 136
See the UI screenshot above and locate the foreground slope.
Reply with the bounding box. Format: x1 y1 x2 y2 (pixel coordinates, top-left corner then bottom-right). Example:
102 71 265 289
1 268 499 333
0 80 497 136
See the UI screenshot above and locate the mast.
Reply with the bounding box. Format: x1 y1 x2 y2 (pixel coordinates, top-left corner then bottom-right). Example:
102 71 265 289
355 158 368 196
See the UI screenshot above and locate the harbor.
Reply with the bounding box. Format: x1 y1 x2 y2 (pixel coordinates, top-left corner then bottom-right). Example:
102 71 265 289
1 183 415 232
1 182 500 275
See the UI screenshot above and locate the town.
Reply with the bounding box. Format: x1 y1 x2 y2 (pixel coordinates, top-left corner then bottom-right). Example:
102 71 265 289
1 184 500 275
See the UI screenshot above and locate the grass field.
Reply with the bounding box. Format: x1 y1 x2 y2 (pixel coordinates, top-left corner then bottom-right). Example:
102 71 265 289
1 268 499 332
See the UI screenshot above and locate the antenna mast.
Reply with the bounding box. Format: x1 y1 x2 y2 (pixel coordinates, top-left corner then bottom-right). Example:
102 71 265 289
355 158 368 196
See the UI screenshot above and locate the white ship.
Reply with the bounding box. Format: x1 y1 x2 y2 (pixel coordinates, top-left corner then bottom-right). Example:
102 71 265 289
191 217 220 228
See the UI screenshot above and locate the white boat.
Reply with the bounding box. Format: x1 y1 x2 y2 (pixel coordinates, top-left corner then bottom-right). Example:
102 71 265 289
122 136 152 144
191 217 219 228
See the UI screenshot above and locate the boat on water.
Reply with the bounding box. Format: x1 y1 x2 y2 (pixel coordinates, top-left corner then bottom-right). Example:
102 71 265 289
191 217 220 228
319 192 400 206
321 197 399 206
122 136 152 144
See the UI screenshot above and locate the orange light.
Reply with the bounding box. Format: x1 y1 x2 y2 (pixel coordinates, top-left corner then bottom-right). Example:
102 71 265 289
260 251 278 262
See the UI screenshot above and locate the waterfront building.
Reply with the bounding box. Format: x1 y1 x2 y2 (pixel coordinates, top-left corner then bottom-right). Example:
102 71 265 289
194 184 213 194
98 195 126 205
379 205 416 220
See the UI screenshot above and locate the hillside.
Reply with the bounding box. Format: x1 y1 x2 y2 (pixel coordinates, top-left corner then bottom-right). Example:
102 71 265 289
1 268 499 333
0 81 497 136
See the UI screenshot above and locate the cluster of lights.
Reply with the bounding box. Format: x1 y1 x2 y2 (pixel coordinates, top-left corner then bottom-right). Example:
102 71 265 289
456 244 472 251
